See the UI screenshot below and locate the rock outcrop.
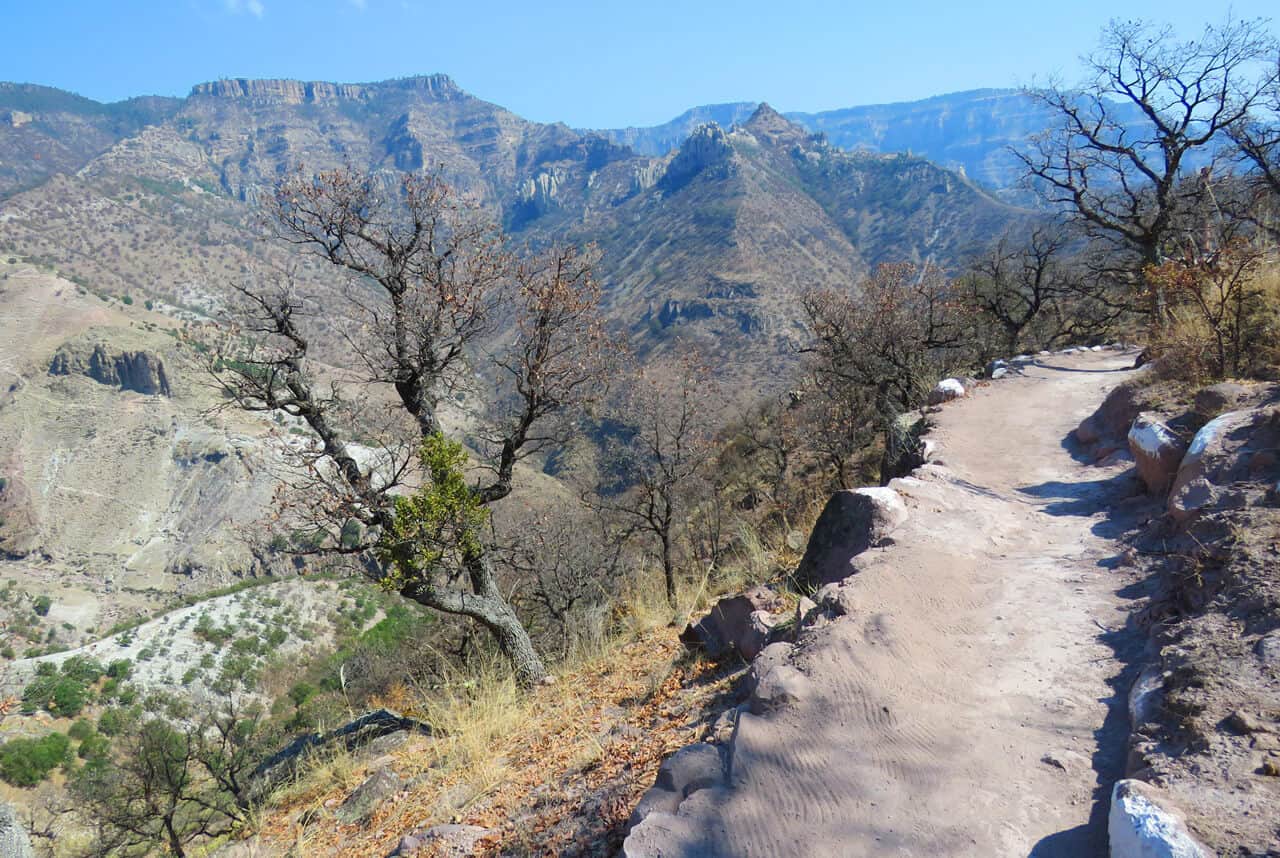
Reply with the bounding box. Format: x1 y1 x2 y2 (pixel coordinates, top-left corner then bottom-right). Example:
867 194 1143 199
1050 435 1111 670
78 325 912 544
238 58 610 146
794 487 908 588
659 123 734 192
49 342 171 396
0 803 34 858
927 377 965 405
679 586 784 660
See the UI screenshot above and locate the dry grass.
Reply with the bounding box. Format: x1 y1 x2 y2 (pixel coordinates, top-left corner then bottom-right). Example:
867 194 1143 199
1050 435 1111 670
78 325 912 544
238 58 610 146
239 491 817 856
247 627 735 857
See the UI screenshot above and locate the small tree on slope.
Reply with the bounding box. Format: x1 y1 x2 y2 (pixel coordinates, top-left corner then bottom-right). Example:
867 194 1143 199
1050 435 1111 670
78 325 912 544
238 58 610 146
211 168 610 687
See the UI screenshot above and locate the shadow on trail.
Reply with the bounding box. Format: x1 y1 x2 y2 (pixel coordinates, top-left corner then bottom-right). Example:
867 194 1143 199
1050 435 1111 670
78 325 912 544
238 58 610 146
1033 358 1139 376
1020 430 1157 858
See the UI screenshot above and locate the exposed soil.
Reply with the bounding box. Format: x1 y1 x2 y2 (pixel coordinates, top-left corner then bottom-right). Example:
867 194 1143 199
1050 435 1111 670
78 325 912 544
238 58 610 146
626 349 1154 856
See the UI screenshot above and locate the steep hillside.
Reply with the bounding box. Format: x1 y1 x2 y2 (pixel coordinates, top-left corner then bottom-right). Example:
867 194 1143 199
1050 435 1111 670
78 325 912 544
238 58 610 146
0 83 180 199
0 79 1027 386
557 106 1023 376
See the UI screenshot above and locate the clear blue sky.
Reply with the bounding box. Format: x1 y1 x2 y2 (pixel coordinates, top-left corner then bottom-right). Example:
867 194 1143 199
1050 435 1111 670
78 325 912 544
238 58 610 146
2 1 1275 128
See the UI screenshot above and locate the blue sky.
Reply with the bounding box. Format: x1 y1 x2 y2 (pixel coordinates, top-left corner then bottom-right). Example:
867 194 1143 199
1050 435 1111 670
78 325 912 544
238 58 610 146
2 1 1275 128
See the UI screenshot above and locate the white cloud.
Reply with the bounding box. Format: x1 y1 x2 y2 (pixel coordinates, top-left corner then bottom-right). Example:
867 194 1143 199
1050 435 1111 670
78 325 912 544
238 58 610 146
223 0 265 18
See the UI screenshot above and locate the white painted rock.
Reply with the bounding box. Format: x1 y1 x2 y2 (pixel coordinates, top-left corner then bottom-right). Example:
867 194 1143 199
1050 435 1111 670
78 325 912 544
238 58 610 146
1109 780 1209 858
1128 413 1186 494
927 377 965 405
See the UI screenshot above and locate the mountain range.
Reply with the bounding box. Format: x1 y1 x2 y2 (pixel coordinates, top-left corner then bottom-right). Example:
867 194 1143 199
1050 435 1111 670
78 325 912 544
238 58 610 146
0 75 1028 377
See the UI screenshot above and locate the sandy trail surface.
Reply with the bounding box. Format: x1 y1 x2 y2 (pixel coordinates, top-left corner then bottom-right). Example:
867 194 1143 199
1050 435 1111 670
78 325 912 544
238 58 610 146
628 350 1147 857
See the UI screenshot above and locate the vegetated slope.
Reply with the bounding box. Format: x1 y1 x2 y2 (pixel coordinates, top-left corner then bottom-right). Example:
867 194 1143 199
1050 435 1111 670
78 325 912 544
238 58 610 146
625 350 1148 857
0 83 180 199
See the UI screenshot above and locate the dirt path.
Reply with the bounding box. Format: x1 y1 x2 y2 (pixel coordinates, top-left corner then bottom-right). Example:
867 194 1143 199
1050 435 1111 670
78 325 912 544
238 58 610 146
626 350 1148 857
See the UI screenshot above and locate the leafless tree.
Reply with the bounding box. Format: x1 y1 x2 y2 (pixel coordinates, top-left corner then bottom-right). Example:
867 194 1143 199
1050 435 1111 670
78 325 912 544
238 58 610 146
1018 18 1279 317
802 262 973 421
591 357 719 609
1230 55 1280 236
210 167 610 687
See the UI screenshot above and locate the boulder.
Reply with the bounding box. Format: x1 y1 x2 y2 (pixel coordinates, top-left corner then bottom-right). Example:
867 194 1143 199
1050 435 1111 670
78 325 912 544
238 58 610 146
653 743 724 797
881 410 928 481
1128 665 1166 733
926 378 965 406
749 664 809 715
1077 381 1154 447
679 586 783 659
1193 382 1247 418
1257 631 1280 666
1109 780 1210 858
986 359 1008 376
794 488 907 588
1128 414 1186 494
990 367 1009 380
1168 408 1279 521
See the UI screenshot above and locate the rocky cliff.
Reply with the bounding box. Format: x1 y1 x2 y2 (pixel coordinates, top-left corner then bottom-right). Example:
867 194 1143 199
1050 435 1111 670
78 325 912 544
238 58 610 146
49 340 172 396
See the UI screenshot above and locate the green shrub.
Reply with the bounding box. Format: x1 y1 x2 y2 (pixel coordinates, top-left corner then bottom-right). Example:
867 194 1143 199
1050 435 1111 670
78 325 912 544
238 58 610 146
106 658 132 679
0 733 72 786
32 595 52 617
68 719 95 742
77 732 110 761
97 707 129 737
60 656 104 684
51 677 90 717
121 294 134 305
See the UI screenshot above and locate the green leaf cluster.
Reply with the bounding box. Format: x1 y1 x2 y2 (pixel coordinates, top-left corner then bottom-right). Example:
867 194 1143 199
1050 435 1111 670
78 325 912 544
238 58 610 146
377 433 488 591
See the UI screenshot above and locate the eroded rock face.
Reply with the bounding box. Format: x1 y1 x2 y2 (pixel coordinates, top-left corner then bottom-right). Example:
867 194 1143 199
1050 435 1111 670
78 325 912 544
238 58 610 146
794 487 908 588
1109 780 1210 858
1128 413 1186 494
49 342 171 395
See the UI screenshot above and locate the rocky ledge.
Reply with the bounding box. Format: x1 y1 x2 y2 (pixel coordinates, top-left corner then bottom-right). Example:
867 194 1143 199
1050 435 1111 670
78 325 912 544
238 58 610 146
49 342 171 396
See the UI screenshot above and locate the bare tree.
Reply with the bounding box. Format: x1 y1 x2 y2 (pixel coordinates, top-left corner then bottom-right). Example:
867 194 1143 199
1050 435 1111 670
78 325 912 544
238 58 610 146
1230 56 1280 235
591 358 718 610
1018 18 1279 316
802 262 973 421
211 168 610 687
964 228 1073 355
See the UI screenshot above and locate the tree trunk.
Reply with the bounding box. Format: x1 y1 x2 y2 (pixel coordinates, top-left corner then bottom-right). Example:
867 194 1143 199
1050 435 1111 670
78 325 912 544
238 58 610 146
660 530 677 608
484 606 548 688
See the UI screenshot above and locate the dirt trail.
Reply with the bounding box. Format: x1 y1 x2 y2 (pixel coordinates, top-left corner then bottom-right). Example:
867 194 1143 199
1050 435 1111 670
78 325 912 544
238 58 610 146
627 350 1148 857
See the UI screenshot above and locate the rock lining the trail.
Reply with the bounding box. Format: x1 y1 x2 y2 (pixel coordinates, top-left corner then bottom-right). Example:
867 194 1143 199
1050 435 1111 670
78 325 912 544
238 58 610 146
1108 779 1210 858
1129 413 1186 494
624 348 1145 857
792 487 907 588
